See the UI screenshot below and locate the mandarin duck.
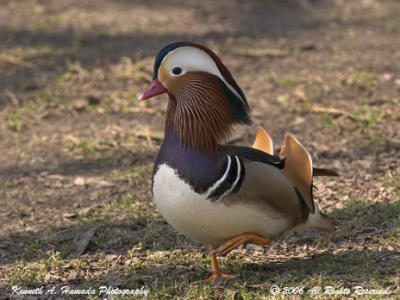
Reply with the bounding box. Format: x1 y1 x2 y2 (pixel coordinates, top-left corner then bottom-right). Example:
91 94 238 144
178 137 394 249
139 42 338 282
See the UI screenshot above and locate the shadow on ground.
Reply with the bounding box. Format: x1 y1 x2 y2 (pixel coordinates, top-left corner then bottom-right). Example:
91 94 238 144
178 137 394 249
1 199 399 265
0 0 384 104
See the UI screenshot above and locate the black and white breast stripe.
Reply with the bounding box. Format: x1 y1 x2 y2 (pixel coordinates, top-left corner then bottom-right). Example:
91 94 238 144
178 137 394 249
206 155 245 202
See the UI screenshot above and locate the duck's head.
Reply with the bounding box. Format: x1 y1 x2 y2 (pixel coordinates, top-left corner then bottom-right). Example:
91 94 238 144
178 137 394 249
140 42 251 152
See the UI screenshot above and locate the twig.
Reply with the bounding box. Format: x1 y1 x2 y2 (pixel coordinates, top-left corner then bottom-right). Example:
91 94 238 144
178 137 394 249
134 129 164 141
145 126 153 147
311 105 351 117
4 89 19 105
231 48 289 58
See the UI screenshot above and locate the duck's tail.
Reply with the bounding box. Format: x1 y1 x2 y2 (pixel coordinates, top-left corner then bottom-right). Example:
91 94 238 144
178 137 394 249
296 204 339 233
279 133 315 213
252 127 274 156
252 127 339 177
252 127 338 232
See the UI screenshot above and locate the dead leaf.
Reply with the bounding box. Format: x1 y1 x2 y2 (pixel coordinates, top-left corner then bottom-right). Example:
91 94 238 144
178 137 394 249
85 177 113 187
68 270 78 280
63 212 77 219
247 281 270 288
72 99 88 111
293 86 307 101
78 205 99 216
106 254 117 262
74 177 85 186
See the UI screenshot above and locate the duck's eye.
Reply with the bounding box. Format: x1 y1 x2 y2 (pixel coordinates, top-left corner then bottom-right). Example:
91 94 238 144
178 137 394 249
172 66 182 75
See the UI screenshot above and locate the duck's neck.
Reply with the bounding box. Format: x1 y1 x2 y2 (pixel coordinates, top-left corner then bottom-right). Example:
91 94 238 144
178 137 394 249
164 92 234 152
153 124 225 193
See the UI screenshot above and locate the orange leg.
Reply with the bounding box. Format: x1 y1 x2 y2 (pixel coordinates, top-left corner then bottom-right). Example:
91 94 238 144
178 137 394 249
194 245 237 283
212 232 271 256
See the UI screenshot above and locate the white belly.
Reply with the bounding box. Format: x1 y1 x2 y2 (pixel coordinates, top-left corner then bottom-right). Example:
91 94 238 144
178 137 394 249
153 164 290 245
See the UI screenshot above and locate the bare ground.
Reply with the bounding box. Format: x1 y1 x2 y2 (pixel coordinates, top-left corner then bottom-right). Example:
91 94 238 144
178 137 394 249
0 0 399 299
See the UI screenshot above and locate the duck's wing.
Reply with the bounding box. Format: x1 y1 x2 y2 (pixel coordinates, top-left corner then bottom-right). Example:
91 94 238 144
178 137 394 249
220 132 337 232
221 145 309 225
227 133 317 214
224 145 285 169
206 146 283 202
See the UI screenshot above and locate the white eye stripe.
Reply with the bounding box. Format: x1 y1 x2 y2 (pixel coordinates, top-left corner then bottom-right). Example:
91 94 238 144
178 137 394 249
162 46 246 104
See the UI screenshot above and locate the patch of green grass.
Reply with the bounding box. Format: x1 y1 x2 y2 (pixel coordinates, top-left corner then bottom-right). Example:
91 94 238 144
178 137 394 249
125 257 148 274
66 138 118 155
0 27 17 39
346 29 356 38
23 101 41 112
0 180 14 187
13 204 28 219
77 140 97 154
279 77 299 87
37 92 52 103
388 226 400 248
367 131 389 150
2 112 25 131
32 192 43 198
111 164 153 185
321 114 337 129
33 13 70 31
107 194 138 211
350 106 384 128
349 71 377 89
362 96 400 107
340 198 400 232
386 19 400 32
111 169 134 180
103 192 154 228
388 98 400 106
386 173 400 200
129 93 138 106
114 247 398 299
5 260 38 286
5 251 64 287
257 0 272 9
27 239 41 252
37 43 53 52
299 100 313 112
